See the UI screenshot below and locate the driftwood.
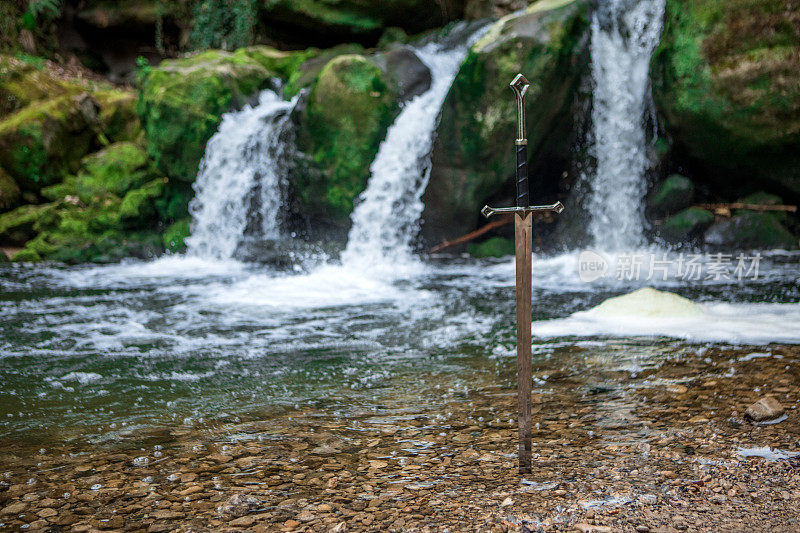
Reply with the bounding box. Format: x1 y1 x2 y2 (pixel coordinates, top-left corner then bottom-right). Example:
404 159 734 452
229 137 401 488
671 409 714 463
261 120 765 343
429 215 513 253
698 203 797 216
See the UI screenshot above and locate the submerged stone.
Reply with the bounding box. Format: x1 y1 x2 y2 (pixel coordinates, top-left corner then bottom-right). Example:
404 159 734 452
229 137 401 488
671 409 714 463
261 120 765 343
588 287 704 318
745 396 785 422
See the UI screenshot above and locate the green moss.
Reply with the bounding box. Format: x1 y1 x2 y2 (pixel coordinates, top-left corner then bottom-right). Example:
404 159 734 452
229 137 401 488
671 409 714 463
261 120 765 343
468 237 515 258
137 47 292 181
652 0 800 195
95 89 142 144
0 203 53 245
119 178 167 222
660 206 715 243
293 54 399 224
0 54 86 117
0 93 100 191
705 211 797 249
162 217 190 253
650 174 694 213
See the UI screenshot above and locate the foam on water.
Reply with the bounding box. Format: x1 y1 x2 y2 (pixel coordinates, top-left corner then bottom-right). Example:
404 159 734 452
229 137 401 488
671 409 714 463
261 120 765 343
531 299 800 344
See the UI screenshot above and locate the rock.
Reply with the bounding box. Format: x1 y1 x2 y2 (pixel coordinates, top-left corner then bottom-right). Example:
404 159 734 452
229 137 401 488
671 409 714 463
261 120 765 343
659 207 715 244
704 212 797 250
650 174 694 214
422 0 591 243
737 192 787 221
138 46 308 182
296 509 315 522
207 454 233 464
0 92 101 191
745 396 785 422
574 524 612 533
468 237 515 258
652 0 800 197
374 46 431 102
1 501 26 515
0 167 21 212
217 493 261 518
588 288 704 318
162 218 190 253
37 507 57 518
293 54 399 226
229 515 256 527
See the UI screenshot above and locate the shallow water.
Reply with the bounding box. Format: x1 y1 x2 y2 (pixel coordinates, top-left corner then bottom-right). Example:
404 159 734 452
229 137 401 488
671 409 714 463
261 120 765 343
1 249 798 444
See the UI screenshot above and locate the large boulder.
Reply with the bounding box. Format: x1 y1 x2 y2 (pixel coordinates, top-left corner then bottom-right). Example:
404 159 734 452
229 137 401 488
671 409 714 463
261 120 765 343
137 46 308 182
649 174 694 214
421 0 591 242
704 211 797 250
651 0 800 199
293 54 399 226
658 206 714 244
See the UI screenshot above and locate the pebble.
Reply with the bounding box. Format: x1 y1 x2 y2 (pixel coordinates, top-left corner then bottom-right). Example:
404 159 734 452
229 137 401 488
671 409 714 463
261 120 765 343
745 396 784 422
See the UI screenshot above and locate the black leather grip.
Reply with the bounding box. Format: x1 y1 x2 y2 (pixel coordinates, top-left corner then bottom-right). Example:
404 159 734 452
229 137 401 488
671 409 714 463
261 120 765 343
515 143 529 207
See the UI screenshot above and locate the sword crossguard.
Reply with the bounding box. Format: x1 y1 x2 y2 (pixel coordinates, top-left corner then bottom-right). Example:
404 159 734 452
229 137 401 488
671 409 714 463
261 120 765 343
481 201 565 219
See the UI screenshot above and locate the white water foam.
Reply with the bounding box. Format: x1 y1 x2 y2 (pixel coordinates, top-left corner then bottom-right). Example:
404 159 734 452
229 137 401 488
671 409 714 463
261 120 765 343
586 0 666 249
340 33 483 277
531 300 800 344
187 89 297 260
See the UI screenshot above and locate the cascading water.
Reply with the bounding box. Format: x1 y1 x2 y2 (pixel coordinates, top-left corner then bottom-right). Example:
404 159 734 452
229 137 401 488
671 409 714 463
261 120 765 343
340 30 484 273
186 89 297 260
586 0 666 250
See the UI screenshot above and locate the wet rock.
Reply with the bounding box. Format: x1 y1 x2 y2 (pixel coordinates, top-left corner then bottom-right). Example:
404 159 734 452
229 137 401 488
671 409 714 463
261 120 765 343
745 396 784 422
574 524 612 532
659 207 715 244
374 46 432 102
704 211 797 250
650 174 694 214
217 493 261 518
1 501 26 515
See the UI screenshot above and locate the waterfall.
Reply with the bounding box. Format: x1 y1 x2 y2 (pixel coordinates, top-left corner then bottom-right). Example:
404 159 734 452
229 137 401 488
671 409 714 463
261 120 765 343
340 30 483 273
586 0 666 250
187 89 297 260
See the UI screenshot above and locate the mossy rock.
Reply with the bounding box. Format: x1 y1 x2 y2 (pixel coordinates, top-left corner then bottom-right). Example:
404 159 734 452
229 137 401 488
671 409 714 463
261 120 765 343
283 44 365 98
468 236 515 258
43 142 152 202
0 54 87 118
0 203 52 246
422 0 591 242
651 0 800 198
0 93 102 192
704 211 797 250
162 217 190 253
137 46 305 182
659 206 715 243
95 89 142 144
0 166 21 212
736 191 787 222
649 174 694 214
293 54 399 225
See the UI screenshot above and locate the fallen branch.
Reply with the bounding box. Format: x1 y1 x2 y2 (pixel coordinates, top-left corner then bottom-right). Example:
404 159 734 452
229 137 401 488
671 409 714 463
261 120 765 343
697 202 797 215
429 215 513 253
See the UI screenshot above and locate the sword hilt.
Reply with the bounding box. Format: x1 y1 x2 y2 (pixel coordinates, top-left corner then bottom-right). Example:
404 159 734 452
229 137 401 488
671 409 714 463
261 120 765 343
510 74 530 208
481 202 565 219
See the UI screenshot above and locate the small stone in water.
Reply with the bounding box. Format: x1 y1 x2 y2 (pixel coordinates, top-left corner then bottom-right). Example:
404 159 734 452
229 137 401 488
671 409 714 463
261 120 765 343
90 484 103 490
745 396 784 422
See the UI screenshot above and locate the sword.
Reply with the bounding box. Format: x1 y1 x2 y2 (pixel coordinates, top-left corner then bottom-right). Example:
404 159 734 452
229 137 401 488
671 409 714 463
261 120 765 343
481 74 564 474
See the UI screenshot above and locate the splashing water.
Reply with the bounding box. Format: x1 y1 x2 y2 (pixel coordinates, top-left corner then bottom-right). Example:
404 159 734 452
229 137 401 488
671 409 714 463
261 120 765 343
586 0 666 250
187 90 297 260
340 33 483 275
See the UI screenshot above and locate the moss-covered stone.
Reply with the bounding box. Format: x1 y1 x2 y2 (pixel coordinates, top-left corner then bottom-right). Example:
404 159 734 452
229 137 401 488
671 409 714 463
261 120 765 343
162 218 190 253
293 54 399 224
468 236 515 258
422 0 591 241
649 174 694 214
0 203 52 245
736 191 787 221
0 55 87 117
705 211 797 250
96 89 142 144
651 0 800 198
659 206 715 243
0 166 21 212
137 46 305 182
0 93 102 191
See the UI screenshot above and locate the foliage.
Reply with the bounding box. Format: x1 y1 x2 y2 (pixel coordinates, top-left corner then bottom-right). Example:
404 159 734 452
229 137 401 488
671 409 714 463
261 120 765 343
190 0 258 51
21 0 62 31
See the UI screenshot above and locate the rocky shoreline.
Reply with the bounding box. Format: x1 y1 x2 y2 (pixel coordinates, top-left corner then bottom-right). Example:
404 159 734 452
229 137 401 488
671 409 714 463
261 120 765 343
1 344 798 532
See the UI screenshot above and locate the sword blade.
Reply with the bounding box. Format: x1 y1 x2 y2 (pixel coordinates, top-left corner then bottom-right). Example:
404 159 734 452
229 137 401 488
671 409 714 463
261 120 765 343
514 211 533 474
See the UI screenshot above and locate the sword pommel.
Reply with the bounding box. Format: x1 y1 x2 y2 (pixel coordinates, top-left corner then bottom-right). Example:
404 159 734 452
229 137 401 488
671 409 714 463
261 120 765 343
509 74 530 144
